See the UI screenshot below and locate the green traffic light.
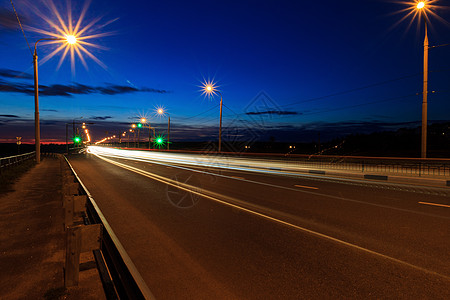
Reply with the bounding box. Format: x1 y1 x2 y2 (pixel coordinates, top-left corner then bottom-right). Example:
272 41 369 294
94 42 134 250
153 135 165 148
137 123 143 128
73 136 81 143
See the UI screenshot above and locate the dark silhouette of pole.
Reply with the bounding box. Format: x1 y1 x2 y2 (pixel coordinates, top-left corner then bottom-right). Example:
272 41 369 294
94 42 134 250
167 115 171 150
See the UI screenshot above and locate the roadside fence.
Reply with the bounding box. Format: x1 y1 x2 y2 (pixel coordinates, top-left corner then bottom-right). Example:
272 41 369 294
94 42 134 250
0 152 35 172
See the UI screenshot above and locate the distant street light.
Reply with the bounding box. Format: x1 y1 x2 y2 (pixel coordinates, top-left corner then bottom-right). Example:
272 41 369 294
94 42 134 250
139 118 156 149
66 120 93 153
157 108 171 150
202 81 223 152
33 35 76 163
130 124 138 147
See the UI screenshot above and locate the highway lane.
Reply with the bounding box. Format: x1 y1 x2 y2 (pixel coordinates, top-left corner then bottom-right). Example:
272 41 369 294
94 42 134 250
69 150 450 299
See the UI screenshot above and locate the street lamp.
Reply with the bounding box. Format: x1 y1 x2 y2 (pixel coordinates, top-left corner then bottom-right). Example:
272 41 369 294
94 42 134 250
140 118 156 149
157 108 171 150
33 35 77 163
417 1 428 158
202 81 223 152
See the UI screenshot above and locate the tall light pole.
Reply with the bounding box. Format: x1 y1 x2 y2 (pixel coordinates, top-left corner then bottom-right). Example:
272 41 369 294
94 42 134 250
131 124 137 147
417 1 428 158
202 82 223 152
33 36 76 163
157 109 171 150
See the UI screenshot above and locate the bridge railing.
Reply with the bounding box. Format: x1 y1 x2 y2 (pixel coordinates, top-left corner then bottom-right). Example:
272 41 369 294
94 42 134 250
0 152 35 172
208 152 450 177
63 156 155 299
283 155 450 177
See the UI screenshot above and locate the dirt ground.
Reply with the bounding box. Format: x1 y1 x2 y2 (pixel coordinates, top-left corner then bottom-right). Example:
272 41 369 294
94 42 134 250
0 156 105 300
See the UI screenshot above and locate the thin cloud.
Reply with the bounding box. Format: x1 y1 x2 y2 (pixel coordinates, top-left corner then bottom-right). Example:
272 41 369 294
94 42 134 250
0 69 33 80
0 78 169 97
246 110 299 116
0 9 27 33
0 114 20 118
91 116 113 120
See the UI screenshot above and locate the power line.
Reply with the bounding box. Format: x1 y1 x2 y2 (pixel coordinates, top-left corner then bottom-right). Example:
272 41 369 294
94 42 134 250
220 91 418 120
279 73 421 109
300 93 417 116
176 104 219 121
9 0 32 57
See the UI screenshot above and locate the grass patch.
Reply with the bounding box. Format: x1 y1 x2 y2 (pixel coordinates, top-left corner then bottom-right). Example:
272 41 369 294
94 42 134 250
0 159 36 194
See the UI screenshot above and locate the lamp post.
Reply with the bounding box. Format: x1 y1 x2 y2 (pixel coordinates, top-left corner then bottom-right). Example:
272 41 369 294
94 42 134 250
131 124 137 147
157 109 171 150
33 36 76 163
72 117 83 141
417 1 428 158
128 129 133 147
140 118 156 149
202 83 223 152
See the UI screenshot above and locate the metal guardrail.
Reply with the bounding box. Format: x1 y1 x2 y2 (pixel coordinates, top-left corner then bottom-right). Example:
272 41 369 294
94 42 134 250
103 144 450 178
63 156 155 300
0 152 35 171
210 152 450 177
285 155 450 177
93 145 450 179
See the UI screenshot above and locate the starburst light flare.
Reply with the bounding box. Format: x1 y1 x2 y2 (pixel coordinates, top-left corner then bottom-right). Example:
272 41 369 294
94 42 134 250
24 0 115 73
199 79 220 99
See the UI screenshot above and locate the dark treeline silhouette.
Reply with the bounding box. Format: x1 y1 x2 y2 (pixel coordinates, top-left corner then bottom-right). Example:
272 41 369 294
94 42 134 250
1 122 449 158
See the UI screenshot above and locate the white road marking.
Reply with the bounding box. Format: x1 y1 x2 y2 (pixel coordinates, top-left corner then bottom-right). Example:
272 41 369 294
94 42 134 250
92 152 450 220
92 152 450 281
419 201 450 208
294 185 319 190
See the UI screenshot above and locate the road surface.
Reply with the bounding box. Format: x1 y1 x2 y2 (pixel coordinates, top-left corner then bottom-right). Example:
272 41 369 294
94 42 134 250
68 147 450 299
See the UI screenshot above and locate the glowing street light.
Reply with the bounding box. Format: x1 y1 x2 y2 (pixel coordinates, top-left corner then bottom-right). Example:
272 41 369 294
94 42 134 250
417 1 428 158
33 37 75 163
66 34 77 44
27 0 113 160
201 80 223 152
157 108 171 150
34 33 83 163
396 0 442 158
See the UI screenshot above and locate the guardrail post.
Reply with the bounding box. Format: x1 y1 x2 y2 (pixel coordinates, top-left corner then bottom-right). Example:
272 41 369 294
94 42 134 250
63 182 80 195
65 224 102 287
73 195 87 213
64 195 87 229
64 196 74 228
65 226 82 287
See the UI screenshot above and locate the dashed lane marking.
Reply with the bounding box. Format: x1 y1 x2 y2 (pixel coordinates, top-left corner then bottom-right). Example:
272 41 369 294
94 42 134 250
419 202 450 208
294 185 319 190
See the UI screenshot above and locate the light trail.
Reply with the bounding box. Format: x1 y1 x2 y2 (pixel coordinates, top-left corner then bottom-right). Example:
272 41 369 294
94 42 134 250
87 146 309 175
295 185 319 190
419 202 450 208
89 151 450 282
87 146 450 220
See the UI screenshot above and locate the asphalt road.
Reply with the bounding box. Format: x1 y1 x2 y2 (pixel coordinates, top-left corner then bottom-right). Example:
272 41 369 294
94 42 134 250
68 150 450 299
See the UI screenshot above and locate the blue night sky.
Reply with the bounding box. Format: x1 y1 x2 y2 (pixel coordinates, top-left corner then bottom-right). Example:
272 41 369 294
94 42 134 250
0 0 449 144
